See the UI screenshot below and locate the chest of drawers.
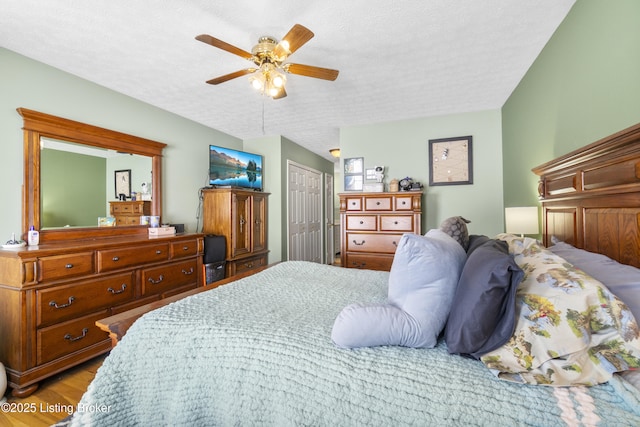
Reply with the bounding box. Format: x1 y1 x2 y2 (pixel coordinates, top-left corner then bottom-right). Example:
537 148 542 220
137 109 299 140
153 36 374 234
0 233 203 397
109 200 151 225
339 191 422 271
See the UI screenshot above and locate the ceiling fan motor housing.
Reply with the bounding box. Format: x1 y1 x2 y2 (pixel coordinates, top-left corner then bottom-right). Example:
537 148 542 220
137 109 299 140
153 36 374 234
252 36 280 63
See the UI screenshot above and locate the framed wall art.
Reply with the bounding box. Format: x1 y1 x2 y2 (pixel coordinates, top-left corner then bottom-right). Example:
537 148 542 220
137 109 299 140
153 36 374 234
114 169 132 198
344 157 364 191
428 136 473 186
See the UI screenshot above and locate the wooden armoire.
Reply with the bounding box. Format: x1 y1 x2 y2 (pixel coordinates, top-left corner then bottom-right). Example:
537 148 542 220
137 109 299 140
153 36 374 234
201 188 269 278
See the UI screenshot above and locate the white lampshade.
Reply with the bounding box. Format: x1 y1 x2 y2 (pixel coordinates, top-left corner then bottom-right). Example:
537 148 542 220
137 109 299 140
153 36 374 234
505 206 539 237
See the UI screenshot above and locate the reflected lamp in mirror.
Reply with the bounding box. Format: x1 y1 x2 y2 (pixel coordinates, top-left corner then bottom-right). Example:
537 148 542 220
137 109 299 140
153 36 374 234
505 206 539 237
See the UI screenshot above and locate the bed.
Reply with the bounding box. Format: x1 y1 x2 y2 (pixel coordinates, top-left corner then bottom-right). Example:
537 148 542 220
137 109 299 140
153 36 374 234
66 124 640 426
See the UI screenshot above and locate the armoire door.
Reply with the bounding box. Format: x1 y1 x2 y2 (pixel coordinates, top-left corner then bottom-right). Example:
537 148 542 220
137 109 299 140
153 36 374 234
232 192 251 257
252 193 267 253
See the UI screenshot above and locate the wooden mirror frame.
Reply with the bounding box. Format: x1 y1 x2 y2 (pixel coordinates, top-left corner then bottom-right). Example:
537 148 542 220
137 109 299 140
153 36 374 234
18 108 166 243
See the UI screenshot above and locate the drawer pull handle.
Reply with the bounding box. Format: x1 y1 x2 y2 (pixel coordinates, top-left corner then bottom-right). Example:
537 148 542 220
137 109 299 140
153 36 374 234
49 296 75 309
182 267 194 275
107 284 127 295
376 201 381 205
393 241 398 247
402 201 407 205
148 275 164 284
182 246 189 251
351 202 356 206
352 239 366 246
156 250 162 255
244 262 254 268
64 328 88 342
65 263 74 269
351 261 366 268
394 221 398 225
359 221 364 224
112 256 120 262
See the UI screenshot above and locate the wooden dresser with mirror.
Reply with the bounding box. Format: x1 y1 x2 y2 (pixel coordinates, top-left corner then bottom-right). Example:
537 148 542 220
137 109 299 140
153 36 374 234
0 109 204 397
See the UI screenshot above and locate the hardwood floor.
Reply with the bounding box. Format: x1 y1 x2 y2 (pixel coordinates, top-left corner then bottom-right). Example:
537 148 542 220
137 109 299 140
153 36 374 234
0 354 106 427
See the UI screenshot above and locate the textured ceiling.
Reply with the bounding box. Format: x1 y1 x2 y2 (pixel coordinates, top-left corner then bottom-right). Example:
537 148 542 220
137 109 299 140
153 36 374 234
1 0 575 161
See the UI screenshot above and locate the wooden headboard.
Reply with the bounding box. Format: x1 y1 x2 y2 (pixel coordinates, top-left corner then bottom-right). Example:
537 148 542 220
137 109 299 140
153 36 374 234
533 122 640 268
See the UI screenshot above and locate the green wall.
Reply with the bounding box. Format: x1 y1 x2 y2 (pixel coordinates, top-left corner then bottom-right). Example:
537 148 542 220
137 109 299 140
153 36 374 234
0 47 243 242
0 47 333 261
502 0 640 207
340 109 505 236
41 149 106 227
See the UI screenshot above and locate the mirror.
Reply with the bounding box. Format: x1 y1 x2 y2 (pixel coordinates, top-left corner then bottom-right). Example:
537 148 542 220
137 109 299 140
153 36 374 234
40 138 152 229
19 108 165 243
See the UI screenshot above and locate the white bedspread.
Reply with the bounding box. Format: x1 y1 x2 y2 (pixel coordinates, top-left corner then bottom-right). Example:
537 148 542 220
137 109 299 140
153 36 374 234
69 262 640 426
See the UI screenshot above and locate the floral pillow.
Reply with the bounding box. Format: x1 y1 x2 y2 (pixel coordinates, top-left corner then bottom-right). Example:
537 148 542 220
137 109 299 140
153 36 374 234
480 235 640 386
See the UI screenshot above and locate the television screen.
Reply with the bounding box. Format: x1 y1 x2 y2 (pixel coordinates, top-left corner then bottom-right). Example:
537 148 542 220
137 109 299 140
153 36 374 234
209 145 263 190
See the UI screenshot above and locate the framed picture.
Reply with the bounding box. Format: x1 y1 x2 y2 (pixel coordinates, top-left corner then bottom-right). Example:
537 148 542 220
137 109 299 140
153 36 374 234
344 174 363 191
365 168 377 180
114 169 132 198
344 157 364 191
428 136 473 186
344 157 363 174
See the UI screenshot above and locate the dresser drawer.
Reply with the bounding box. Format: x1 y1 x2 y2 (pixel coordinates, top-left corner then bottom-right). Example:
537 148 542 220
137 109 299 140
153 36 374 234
364 196 392 211
37 311 110 365
346 233 401 253
395 196 415 211
380 215 415 232
344 253 394 271
116 216 141 226
229 254 267 275
171 239 199 259
141 259 198 296
97 243 169 272
345 197 362 211
346 215 377 231
110 203 133 214
37 272 135 327
38 252 94 282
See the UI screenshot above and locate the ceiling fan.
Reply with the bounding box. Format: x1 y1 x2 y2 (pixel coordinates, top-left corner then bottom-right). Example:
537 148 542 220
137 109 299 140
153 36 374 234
196 24 339 99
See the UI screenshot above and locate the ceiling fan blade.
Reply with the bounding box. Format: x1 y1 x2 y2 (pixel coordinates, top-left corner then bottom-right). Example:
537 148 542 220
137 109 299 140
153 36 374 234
206 68 256 85
285 63 339 81
196 34 253 60
272 87 287 100
274 24 314 58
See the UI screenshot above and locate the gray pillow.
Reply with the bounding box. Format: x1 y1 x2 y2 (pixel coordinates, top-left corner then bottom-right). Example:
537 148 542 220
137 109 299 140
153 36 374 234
439 216 471 251
445 239 524 359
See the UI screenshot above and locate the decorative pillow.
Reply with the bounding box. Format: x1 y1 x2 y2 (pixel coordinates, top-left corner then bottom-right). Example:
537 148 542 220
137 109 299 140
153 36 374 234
548 240 640 322
445 239 524 359
439 216 471 251
466 234 491 256
481 235 640 386
331 229 467 349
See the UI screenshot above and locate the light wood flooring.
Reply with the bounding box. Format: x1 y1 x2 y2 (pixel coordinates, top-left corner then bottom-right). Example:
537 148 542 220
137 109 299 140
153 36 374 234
0 354 106 427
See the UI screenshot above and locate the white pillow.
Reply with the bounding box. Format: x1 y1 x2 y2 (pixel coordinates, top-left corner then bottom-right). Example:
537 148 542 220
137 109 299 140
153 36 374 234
332 230 467 348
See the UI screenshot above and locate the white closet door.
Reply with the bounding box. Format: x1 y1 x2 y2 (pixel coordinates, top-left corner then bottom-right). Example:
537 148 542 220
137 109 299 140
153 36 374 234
287 161 323 263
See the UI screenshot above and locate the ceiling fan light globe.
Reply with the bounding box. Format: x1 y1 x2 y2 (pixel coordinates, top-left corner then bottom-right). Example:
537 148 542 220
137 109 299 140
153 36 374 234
268 87 279 97
251 79 263 90
272 74 285 88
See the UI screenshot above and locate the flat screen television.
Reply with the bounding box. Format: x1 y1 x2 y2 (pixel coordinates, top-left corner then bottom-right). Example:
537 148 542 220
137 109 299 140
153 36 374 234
208 145 263 190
